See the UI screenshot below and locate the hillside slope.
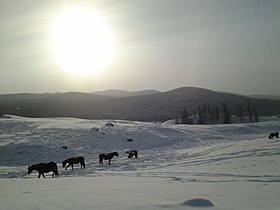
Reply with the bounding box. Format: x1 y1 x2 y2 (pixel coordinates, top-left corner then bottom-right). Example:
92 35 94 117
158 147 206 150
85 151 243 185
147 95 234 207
1 87 280 121
0 116 280 210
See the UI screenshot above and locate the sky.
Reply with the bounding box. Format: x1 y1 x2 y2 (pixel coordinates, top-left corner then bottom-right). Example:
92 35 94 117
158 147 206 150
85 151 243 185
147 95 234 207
0 0 280 95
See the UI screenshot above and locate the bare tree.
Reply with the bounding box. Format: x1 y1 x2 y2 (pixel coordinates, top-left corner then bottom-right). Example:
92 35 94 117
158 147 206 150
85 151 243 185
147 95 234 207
222 102 231 124
248 101 252 123
235 104 243 121
181 108 188 124
207 104 213 123
181 108 192 124
197 106 204 124
215 105 220 123
252 105 258 122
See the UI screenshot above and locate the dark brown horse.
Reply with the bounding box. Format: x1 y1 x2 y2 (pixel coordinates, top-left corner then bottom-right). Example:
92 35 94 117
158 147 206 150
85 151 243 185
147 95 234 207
99 151 119 165
28 162 59 178
62 156 85 170
128 150 138 158
269 132 279 139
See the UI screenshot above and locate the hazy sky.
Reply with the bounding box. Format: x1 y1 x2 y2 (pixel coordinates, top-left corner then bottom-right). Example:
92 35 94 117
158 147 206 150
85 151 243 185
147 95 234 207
0 0 280 95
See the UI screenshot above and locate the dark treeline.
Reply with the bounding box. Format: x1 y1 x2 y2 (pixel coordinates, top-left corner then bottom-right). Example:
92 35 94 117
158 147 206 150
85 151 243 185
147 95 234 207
180 101 259 125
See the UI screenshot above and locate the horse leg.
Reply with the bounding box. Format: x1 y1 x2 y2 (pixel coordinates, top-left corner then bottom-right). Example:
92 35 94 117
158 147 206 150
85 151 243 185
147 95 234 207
109 158 111 165
71 164 73 170
53 168 59 177
38 173 41 178
42 173 46 178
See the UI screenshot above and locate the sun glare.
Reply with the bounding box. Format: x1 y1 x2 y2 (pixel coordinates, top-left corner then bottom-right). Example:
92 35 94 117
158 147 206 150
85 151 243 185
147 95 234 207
51 7 115 76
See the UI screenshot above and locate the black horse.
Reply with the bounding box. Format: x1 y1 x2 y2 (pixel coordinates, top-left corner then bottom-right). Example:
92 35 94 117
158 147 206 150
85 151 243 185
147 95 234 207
128 150 138 158
99 151 119 165
28 161 59 178
62 156 85 170
269 132 279 139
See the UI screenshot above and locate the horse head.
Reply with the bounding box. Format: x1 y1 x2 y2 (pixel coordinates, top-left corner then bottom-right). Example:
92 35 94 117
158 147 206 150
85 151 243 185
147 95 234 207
62 160 66 168
27 165 32 174
115 151 119 157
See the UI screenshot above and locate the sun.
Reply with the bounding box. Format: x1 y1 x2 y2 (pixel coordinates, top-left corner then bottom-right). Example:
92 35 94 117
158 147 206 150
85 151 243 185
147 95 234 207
51 7 115 76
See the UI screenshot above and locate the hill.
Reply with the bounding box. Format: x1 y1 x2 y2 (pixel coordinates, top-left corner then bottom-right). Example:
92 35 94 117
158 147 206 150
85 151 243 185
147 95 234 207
0 116 280 210
1 87 280 121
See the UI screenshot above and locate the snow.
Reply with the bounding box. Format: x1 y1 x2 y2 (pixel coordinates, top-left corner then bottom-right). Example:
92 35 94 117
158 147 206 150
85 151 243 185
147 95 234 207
0 115 280 210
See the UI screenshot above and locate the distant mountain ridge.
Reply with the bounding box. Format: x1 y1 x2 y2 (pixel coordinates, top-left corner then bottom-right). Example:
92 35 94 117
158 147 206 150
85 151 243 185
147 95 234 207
93 89 160 97
248 95 280 100
1 87 280 121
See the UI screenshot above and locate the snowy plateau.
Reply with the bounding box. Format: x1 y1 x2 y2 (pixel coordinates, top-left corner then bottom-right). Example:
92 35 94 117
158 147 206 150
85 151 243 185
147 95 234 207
0 115 280 210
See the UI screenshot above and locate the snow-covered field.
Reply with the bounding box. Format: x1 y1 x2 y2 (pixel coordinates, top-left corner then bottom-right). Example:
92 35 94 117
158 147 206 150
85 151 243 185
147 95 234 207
0 115 280 210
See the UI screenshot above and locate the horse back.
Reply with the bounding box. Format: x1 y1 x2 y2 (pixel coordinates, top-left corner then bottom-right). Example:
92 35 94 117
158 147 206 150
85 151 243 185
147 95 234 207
34 162 57 173
78 156 85 161
73 156 85 163
48 161 57 167
99 152 117 160
46 162 58 172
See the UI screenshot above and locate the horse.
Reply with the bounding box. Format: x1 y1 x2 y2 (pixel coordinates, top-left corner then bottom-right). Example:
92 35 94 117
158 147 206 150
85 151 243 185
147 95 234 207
106 122 114 127
28 161 59 178
128 150 138 158
62 156 85 170
269 132 279 139
99 151 119 165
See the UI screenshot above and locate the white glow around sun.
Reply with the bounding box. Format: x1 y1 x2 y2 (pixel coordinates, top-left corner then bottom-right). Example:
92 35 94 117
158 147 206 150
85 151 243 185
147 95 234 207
51 6 115 76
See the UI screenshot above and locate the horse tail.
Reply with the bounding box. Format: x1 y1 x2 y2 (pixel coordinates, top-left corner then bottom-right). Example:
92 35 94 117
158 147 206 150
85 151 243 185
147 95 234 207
81 156 86 168
54 163 59 177
50 162 59 177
